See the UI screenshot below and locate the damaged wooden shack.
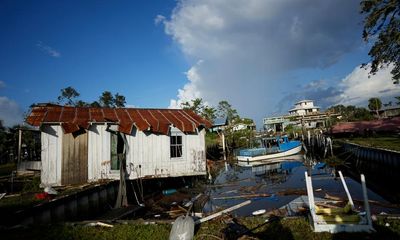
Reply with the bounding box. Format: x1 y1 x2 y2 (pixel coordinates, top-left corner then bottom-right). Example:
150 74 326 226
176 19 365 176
26 104 211 186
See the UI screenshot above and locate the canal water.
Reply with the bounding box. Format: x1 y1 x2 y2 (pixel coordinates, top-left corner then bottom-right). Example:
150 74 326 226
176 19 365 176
202 154 399 216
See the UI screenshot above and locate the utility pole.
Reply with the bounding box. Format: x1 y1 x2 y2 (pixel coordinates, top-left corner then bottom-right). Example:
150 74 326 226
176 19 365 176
222 131 226 161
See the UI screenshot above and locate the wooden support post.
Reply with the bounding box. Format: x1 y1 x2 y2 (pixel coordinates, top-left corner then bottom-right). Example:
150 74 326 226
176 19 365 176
222 132 226 161
115 133 129 208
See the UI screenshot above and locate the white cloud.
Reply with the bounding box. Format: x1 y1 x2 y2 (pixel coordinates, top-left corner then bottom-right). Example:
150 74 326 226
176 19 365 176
169 60 204 109
0 80 5 88
0 96 23 127
276 65 400 113
154 15 166 25
160 0 364 122
336 65 400 106
36 41 61 58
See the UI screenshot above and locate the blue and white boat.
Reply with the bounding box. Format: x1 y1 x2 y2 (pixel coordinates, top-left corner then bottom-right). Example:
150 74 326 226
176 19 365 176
237 135 302 162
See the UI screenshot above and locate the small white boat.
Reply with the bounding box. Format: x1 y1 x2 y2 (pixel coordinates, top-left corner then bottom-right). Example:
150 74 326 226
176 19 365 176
237 136 302 162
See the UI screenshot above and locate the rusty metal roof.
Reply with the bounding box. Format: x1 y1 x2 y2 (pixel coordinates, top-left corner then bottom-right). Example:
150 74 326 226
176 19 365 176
26 105 212 135
331 117 400 134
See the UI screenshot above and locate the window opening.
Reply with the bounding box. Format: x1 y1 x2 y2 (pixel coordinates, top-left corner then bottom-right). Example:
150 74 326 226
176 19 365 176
170 135 183 158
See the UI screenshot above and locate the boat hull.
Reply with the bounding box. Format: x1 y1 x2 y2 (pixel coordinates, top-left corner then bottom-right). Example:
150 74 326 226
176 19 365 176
237 145 302 162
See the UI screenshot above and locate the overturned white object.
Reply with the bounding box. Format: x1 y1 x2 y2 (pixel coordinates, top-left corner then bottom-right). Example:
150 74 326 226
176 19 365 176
305 171 374 233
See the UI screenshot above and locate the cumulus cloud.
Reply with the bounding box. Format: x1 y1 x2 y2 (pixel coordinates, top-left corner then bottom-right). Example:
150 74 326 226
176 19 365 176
169 61 204 108
36 41 61 58
277 65 399 113
160 0 364 122
336 65 400 106
0 96 23 127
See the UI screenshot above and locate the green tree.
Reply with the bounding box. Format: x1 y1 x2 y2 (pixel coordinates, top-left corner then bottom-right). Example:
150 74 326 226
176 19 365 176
75 100 88 107
99 91 114 107
181 98 216 121
354 107 374 121
0 120 7 163
114 93 126 108
57 86 80 105
57 87 128 108
327 104 373 121
368 97 382 118
361 0 400 84
202 106 216 122
90 101 101 107
181 98 204 115
224 118 257 151
216 100 239 122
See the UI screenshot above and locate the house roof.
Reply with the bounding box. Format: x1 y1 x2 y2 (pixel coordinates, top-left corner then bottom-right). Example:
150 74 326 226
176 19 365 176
26 105 212 135
295 100 314 104
289 105 320 112
331 117 400 134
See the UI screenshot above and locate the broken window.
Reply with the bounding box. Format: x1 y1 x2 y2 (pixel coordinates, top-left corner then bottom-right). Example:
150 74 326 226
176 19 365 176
170 135 183 158
110 133 124 170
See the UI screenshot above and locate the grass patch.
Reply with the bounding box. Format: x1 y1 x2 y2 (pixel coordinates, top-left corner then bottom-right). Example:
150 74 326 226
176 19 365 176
0 193 43 216
2 223 171 240
0 163 16 177
2 217 400 240
341 136 400 152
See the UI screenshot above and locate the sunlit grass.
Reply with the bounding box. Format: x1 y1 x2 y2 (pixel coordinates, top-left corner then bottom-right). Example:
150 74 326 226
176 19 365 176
2 217 400 240
344 136 400 152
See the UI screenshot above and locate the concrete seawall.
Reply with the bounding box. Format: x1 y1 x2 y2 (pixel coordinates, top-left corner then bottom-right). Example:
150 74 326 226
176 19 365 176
341 142 400 179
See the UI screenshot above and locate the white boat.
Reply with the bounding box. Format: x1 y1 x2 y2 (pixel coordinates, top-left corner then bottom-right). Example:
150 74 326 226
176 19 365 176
237 136 302 162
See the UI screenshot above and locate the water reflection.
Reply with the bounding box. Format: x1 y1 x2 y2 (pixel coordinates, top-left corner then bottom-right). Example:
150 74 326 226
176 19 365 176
203 154 398 217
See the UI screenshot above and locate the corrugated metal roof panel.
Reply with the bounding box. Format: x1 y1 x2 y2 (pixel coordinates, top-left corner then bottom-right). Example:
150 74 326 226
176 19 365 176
138 109 160 133
331 117 400 134
44 106 62 122
103 108 118 122
62 122 80 134
160 110 186 132
126 109 150 131
115 108 134 134
26 106 47 126
61 107 76 123
90 108 104 122
151 110 171 135
184 110 212 128
76 108 90 129
25 105 210 135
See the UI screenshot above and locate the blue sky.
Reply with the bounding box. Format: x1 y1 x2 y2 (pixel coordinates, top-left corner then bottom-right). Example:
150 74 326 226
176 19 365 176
0 0 186 119
1 0 399 127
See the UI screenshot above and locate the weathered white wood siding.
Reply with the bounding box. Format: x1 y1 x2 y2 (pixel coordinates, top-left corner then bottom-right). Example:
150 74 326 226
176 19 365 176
41 124 206 184
40 125 62 186
87 124 110 181
124 127 206 179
